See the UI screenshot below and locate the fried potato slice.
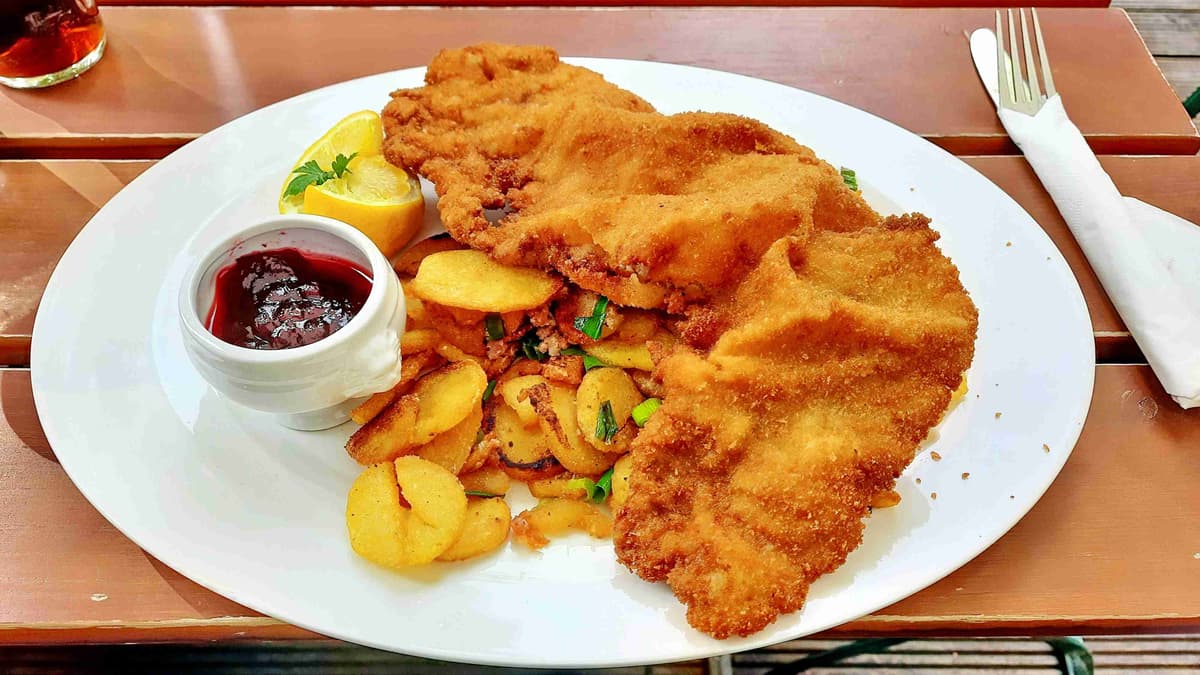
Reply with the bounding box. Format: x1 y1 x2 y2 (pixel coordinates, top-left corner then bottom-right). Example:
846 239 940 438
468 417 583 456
459 466 511 496
411 250 562 312
345 395 419 465
585 340 654 371
417 406 483 474
400 278 428 328
576 367 644 453
528 475 588 500
345 360 487 465
350 350 443 425
526 383 617 475
499 374 547 428
345 457 468 567
436 497 511 562
609 454 633 512
401 328 442 355
511 498 613 550
411 361 488 445
393 233 464 277
492 401 563 481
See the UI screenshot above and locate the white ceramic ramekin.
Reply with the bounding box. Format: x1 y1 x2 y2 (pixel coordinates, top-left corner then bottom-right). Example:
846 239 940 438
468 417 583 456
179 215 405 431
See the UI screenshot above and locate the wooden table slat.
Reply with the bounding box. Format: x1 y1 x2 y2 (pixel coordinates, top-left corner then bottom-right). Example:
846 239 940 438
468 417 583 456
1 8 1195 158
2 365 1197 641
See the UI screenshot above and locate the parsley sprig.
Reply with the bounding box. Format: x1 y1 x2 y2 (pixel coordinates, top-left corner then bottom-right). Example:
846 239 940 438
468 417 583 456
284 152 358 197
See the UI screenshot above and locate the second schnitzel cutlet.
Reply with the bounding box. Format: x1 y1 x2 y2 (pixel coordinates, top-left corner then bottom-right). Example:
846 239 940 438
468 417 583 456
382 43 979 638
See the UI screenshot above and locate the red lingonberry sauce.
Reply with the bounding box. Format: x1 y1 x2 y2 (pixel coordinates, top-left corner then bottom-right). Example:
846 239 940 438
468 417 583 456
205 247 372 350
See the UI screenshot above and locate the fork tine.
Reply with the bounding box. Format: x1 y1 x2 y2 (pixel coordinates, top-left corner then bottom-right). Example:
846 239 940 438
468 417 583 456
1006 9 1027 104
1019 9 1042 103
1032 8 1057 97
996 10 1015 109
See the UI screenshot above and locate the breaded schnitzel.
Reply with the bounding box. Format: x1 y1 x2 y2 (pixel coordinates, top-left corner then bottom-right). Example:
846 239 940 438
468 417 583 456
383 44 868 311
616 218 978 637
382 43 978 638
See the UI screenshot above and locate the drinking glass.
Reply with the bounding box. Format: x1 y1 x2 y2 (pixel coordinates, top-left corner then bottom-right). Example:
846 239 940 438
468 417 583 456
0 0 105 89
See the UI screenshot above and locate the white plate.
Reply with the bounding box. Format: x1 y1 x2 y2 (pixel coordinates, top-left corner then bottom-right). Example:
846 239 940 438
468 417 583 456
31 58 1094 667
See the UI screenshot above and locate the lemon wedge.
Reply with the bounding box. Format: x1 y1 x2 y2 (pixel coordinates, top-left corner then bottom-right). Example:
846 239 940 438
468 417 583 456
279 110 424 257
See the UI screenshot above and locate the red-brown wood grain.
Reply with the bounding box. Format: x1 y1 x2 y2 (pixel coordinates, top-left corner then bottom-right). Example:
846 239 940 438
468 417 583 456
1 8 1193 158
2 366 1196 641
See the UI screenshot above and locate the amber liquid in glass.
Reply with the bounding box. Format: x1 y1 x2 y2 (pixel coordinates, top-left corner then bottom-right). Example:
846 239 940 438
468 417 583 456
0 0 104 80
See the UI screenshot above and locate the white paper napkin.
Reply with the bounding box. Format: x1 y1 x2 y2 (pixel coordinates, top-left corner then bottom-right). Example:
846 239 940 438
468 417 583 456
970 28 1200 409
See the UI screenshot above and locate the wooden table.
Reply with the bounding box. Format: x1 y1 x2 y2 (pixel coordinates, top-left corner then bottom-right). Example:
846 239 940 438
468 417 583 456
2 5 1199 653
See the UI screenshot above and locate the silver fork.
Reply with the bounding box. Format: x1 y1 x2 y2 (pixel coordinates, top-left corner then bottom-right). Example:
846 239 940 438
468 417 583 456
996 8 1057 115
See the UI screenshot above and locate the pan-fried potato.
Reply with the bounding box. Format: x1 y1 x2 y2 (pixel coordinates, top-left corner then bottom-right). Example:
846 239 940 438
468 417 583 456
345 395 419 465
411 250 562 312
492 401 563 481
345 457 468 567
526 383 617 475
436 497 511 562
401 328 441 355
417 406 483 474
400 278 428 329
610 455 633 511
411 361 488 446
608 309 658 343
500 374 547 428
350 350 443 425
511 498 612 550
393 234 464 277
576 367 644 453
528 475 588 500
346 361 487 464
584 340 654 371
459 466 511 496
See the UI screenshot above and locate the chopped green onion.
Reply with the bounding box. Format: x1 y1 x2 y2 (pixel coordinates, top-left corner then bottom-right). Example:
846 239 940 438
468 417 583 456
465 490 500 499
594 467 613 501
482 379 497 402
631 397 661 427
473 429 485 447
594 400 619 444
562 346 607 371
840 167 859 192
567 466 615 504
485 314 505 341
573 295 610 340
519 332 548 361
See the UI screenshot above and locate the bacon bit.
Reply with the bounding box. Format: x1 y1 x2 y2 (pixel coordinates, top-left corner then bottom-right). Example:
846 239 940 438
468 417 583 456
930 451 942 461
